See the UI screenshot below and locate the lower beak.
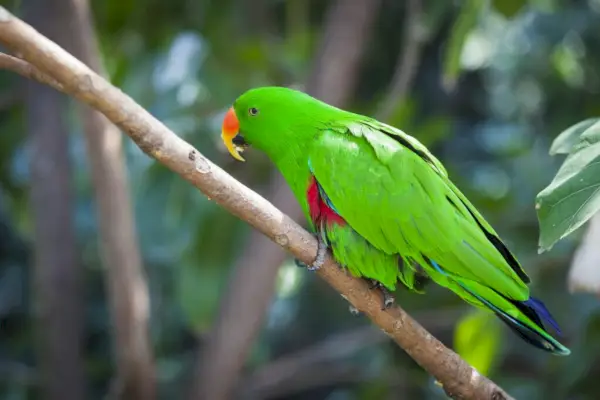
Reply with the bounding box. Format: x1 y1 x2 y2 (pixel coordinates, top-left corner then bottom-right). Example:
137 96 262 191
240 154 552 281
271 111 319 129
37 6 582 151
223 134 246 162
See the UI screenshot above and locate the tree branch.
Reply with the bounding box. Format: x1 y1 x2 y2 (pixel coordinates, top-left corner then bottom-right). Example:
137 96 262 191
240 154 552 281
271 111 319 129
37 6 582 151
0 53 63 92
239 325 386 398
192 1 382 399
238 307 466 398
0 7 513 400
376 0 427 122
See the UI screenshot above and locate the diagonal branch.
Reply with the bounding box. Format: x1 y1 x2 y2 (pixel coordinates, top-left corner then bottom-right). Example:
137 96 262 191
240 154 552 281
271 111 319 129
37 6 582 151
0 7 513 400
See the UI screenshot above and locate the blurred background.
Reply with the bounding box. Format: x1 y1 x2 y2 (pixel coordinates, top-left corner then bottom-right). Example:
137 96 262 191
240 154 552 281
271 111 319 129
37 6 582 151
0 0 599 399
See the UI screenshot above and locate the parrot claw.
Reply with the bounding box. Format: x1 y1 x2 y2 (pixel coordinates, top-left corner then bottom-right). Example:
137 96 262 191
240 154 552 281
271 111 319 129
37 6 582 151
368 279 395 310
307 235 327 271
382 289 395 310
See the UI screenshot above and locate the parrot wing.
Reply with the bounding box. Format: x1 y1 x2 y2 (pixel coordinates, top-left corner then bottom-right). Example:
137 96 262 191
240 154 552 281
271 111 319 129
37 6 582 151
308 118 530 301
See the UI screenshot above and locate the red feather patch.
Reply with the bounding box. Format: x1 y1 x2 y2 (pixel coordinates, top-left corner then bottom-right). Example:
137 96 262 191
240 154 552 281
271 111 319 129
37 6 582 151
307 176 346 227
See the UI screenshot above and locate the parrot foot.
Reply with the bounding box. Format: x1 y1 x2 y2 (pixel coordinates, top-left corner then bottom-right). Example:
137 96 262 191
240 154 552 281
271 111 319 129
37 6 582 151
306 235 327 271
368 279 395 310
381 288 395 310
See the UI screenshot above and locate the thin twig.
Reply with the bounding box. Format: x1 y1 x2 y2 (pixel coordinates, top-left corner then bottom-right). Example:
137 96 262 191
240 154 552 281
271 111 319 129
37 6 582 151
0 53 63 92
376 0 427 122
0 7 514 400
240 325 385 397
239 307 466 398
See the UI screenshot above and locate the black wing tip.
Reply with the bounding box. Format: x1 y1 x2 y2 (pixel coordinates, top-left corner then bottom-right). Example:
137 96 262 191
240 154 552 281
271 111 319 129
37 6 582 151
495 308 570 356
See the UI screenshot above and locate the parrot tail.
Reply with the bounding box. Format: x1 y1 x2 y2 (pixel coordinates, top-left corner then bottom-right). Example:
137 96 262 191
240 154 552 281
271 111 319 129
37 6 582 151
426 258 570 356
461 285 570 355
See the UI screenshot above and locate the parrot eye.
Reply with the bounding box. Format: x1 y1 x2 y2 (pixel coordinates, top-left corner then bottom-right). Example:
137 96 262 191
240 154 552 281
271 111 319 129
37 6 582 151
248 107 259 116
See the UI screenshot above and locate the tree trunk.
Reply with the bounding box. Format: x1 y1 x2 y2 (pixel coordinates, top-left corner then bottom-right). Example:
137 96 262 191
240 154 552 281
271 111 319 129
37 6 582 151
47 0 156 398
24 0 85 398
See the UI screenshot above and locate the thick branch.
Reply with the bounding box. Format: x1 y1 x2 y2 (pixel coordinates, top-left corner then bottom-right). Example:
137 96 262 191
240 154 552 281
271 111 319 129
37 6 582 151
0 7 513 400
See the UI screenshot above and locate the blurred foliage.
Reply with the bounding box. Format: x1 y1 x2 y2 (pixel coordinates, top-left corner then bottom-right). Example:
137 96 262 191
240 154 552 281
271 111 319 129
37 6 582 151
0 0 600 399
454 310 501 377
442 0 484 91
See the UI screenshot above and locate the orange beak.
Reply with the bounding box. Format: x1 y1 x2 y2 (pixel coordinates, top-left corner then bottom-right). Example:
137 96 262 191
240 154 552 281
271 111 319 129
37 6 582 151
221 107 245 162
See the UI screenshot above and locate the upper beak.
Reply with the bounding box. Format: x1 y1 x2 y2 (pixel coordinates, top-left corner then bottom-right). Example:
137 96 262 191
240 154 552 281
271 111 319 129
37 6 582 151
221 107 245 162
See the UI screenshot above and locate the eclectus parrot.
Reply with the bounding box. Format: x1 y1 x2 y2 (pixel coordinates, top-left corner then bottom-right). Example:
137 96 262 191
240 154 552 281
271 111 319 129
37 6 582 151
220 86 570 356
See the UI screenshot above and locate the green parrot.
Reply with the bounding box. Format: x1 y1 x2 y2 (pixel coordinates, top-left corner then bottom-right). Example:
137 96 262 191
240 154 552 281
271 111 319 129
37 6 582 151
220 86 570 356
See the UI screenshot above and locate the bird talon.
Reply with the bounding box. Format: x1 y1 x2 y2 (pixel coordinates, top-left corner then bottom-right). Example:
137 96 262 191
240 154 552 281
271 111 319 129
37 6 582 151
382 290 395 310
307 235 327 271
368 279 395 310
307 263 321 271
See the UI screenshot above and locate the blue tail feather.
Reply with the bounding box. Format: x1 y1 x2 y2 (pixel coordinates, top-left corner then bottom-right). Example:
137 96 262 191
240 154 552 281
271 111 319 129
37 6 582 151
522 297 562 335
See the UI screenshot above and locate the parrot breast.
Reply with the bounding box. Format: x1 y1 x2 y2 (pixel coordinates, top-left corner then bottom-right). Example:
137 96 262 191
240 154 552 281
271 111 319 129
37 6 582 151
307 176 346 227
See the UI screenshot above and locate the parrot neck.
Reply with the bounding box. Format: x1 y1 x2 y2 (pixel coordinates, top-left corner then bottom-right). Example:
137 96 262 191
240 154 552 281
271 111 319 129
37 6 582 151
268 141 314 221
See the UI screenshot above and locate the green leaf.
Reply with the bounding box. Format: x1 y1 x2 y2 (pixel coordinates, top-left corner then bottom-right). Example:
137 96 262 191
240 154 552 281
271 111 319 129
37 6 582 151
454 310 501 376
491 0 526 18
537 126 600 252
550 119 600 155
442 0 485 91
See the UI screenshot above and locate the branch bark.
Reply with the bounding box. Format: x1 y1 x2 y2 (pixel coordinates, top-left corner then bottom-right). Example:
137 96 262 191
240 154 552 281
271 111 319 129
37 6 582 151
22 1 85 398
0 7 514 400
192 1 381 399
54 1 155 399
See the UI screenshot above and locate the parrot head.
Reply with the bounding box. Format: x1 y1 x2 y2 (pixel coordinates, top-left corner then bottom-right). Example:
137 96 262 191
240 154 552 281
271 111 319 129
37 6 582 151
221 86 341 162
